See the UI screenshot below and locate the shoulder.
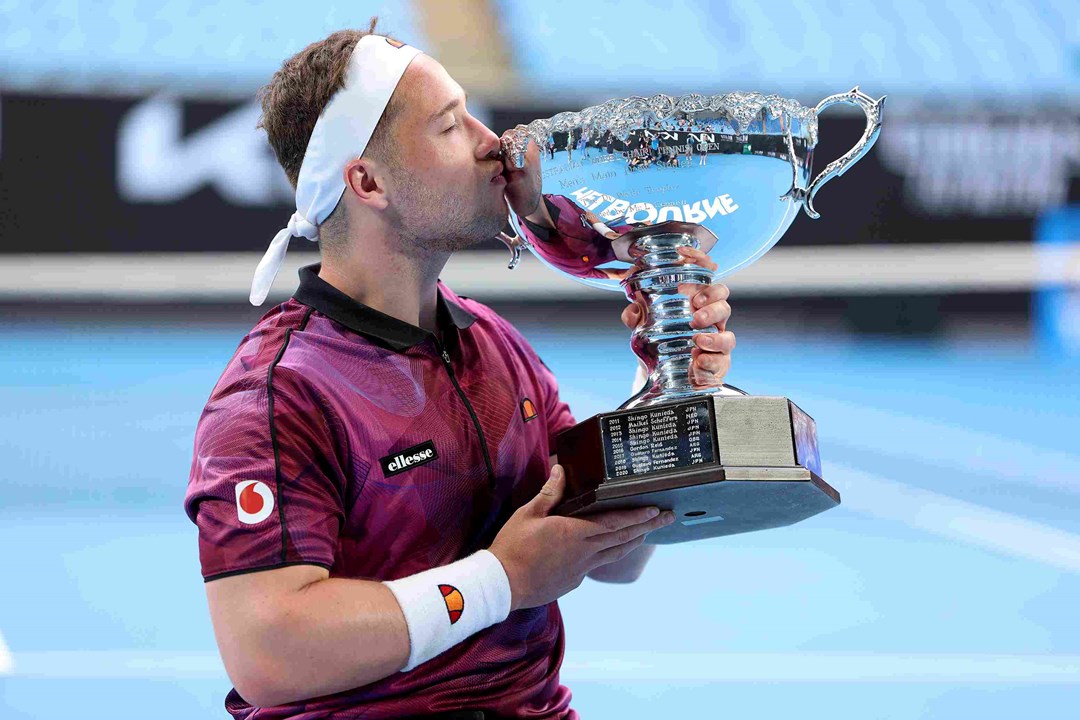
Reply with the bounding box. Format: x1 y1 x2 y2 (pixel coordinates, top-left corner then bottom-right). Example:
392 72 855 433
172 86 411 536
229 299 314 369
198 300 327 427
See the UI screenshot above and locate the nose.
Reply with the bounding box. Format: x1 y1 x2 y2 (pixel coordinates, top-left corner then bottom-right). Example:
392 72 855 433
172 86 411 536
474 119 501 161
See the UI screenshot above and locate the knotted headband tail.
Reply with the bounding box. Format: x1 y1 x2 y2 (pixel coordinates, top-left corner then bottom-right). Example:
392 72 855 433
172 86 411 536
249 211 320 305
250 35 422 305
249 228 293 306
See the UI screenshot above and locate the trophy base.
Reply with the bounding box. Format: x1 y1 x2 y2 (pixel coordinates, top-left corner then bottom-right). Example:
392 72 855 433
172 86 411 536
553 395 839 543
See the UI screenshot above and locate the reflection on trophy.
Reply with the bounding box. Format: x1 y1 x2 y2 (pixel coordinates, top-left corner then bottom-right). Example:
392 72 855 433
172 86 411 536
500 88 885 543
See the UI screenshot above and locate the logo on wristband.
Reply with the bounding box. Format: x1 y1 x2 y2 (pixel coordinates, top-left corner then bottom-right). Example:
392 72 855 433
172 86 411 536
440 584 464 624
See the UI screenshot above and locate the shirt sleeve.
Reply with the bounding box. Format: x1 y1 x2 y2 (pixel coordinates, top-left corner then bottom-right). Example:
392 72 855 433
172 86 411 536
184 367 348 581
536 354 577 448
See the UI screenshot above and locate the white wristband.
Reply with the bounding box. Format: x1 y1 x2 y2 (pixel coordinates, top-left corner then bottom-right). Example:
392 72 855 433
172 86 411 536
383 550 512 671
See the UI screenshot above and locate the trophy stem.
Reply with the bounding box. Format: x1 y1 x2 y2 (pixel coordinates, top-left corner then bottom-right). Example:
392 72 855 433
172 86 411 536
619 229 746 409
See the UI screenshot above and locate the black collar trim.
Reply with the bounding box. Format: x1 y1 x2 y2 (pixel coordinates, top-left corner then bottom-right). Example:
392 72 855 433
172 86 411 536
292 263 477 352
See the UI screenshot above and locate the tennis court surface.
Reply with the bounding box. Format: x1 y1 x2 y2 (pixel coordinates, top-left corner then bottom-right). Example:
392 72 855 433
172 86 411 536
2 315 1077 718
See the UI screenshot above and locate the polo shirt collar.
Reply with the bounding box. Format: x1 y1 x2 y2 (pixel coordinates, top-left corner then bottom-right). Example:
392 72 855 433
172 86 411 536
293 263 477 352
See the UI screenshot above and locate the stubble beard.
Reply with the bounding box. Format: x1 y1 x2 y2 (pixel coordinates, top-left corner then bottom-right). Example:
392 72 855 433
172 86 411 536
390 169 506 255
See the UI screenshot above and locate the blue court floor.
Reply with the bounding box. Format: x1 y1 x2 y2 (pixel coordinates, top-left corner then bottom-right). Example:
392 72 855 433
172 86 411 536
1 313 1078 718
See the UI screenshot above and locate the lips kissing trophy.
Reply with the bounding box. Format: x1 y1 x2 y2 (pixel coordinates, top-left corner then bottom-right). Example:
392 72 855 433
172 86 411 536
499 88 884 542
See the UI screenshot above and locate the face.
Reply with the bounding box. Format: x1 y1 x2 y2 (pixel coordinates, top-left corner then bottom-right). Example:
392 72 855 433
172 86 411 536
377 56 507 254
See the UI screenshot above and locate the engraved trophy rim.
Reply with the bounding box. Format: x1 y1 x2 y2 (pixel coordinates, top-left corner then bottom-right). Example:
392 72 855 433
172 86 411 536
504 90 822 151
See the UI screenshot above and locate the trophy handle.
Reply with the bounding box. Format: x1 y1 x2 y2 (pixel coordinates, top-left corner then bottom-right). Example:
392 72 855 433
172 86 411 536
799 86 886 220
497 231 524 270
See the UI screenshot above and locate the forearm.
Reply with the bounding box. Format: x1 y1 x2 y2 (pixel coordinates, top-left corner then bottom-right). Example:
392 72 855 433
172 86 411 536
213 575 409 707
586 543 656 583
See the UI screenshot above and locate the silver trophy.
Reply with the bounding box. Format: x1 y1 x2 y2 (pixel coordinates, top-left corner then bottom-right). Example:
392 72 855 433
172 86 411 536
500 87 885 542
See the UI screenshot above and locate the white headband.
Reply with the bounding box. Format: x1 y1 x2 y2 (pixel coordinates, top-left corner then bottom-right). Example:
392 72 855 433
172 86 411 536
249 34 423 305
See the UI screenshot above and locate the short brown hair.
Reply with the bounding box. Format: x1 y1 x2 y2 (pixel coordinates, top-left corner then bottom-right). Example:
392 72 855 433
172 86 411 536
257 18 400 190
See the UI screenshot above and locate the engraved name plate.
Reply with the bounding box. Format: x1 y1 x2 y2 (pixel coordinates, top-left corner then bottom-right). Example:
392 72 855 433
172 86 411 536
600 400 717 481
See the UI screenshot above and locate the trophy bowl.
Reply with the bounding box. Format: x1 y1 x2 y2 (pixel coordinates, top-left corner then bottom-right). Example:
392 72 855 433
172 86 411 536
500 87 884 542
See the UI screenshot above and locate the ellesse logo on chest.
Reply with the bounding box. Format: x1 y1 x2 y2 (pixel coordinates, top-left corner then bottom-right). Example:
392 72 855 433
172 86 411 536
380 440 439 477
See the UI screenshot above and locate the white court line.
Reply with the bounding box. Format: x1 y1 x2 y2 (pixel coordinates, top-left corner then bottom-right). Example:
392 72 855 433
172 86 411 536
10 651 224 680
831 462 1080 574
563 652 1080 683
800 395 1080 497
7 650 1080 683
0 630 13 675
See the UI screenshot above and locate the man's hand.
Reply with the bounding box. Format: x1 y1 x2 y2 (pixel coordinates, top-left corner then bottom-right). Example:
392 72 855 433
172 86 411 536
499 134 554 229
488 464 675 611
621 246 735 388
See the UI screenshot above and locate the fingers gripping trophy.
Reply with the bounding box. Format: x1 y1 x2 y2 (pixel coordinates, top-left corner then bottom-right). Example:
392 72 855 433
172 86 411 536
499 88 885 543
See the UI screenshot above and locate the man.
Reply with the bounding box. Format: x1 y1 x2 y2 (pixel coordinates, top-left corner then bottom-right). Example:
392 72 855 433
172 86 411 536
184 22 735 720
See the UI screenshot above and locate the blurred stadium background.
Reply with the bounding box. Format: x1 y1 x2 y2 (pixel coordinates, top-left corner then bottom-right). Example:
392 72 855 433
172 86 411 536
1 1 1079 718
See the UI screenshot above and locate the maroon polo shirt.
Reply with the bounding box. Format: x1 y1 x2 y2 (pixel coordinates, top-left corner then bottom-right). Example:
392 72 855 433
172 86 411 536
184 264 579 719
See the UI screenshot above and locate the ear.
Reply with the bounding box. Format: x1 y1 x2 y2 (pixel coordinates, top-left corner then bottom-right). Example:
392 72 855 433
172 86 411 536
342 157 389 211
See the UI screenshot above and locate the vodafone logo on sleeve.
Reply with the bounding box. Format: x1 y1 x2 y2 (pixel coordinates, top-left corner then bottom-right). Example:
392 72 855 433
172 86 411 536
235 480 275 524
